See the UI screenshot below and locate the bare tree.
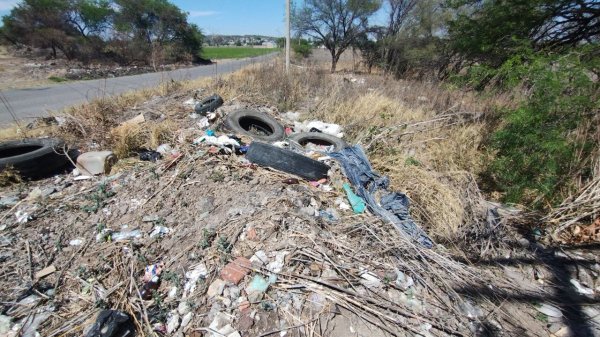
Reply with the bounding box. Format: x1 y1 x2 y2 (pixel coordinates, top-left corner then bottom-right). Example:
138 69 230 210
386 0 417 36
294 0 381 73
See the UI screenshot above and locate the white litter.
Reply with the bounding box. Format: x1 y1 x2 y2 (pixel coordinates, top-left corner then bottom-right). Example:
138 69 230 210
194 135 240 148
15 210 30 224
570 279 594 295
150 226 171 238
184 263 208 297
69 239 84 246
293 120 343 138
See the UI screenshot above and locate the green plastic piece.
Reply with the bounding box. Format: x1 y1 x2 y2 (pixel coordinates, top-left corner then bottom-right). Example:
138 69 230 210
343 183 366 214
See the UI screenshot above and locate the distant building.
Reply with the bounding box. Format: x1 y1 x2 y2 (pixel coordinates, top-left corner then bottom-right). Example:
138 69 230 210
261 41 276 48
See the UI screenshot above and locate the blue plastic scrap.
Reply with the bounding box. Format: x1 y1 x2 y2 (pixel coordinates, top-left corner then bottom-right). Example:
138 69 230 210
342 183 366 214
330 145 434 248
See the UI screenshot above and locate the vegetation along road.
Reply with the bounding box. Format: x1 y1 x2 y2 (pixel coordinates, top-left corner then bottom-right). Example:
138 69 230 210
0 53 277 125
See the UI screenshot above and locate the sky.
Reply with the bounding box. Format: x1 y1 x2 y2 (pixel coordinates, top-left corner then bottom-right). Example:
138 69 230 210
0 0 388 37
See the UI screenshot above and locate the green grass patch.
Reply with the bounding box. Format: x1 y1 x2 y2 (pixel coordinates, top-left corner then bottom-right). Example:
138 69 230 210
202 47 280 60
48 76 68 83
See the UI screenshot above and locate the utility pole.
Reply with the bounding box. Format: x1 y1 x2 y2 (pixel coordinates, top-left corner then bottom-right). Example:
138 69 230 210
285 0 290 74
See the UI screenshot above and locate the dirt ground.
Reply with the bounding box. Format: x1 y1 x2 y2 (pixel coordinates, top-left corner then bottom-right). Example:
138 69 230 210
0 46 207 90
0 59 599 337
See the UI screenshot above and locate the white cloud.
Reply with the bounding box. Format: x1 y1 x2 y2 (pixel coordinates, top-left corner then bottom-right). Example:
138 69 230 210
188 10 218 18
0 0 18 11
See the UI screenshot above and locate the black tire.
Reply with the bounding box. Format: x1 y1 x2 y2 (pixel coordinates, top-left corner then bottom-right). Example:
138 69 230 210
0 138 73 179
289 132 347 152
224 110 285 142
246 142 330 181
194 94 224 114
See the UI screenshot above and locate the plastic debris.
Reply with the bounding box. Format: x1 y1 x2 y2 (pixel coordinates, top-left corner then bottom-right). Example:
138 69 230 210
22 308 52 337
156 144 173 155
149 226 171 238
69 238 84 246
266 251 288 273
139 150 162 162
0 315 11 334
570 279 594 295
206 129 216 137
536 303 563 318
15 210 31 223
331 146 434 248
197 117 210 129
294 120 343 138
76 151 117 175
184 263 208 297
395 270 414 290
194 135 240 153
343 183 366 214
166 312 180 333
319 209 339 222
111 229 142 241
84 310 135 337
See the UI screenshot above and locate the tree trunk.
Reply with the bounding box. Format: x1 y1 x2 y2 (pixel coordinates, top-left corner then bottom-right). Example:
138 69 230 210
330 58 337 73
51 45 57 59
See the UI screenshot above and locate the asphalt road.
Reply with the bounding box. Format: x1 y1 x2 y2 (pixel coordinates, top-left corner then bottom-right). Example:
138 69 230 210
0 53 276 125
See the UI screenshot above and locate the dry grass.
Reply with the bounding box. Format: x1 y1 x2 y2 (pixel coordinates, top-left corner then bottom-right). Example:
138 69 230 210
1 56 509 244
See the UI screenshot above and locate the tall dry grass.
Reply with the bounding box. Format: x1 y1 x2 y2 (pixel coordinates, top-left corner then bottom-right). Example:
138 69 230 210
207 58 511 243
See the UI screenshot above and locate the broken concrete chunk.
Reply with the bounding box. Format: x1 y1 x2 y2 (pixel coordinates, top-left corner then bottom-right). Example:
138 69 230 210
76 151 117 175
207 279 226 298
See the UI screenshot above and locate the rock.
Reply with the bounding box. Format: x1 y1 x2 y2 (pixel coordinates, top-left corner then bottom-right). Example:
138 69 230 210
250 250 268 266
238 314 254 330
178 302 191 315
181 312 193 328
207 279 226 298
0 315 11 334
360 271 382 289
395 270 414 290
0 195 19 208
220 257 252 285
142 215 160 222
228 286 241 300
246 227 258 241
166 312 180 334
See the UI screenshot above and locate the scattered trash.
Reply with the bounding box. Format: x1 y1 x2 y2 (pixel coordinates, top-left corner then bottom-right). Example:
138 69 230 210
84 310 135 337
35 265 56 280
15 210 31 224
331 146 434 248
224 110 285 142
570 279 594 295
69 238 84 246
194 94 224 115
21 308 52 337
184 263 208 297
266 251 288 273
395 270 414 290
293 120 343 138
0 138 73 179
246 142 330 181
139 150 162 162
289 132 347 152
206 129 216 137
111 229 142 241
194 135 240 153
197 117 210 129
77 151 118 175
343 183 366 214
319 209 339 222
156 144 173 155
250 250 269 266
166 312 180 333
149 226 171 238
246 275 270 302
536 303 563 318
141 267 162 300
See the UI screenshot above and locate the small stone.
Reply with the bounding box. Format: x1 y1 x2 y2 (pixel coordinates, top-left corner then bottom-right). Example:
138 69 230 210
239 300 250 311
181 312 193 328
250 250 268 266
220 257 252 285
178 302 191 315
166 312 180 333
142 215 160 222
222 297 232 307
228 286 241 300
0 315 11 334
246 227 258 241
238 314 254 330
207 279 226 298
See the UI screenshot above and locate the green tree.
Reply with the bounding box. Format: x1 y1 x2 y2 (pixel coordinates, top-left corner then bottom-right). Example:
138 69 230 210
294 0 381 72
292 38 312 58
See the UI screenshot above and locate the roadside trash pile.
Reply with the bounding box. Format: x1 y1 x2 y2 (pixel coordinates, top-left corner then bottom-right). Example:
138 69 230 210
0 92 598 337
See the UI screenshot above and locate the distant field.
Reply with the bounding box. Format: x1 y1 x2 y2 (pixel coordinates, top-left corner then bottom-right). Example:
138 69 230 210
202 47 280 59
